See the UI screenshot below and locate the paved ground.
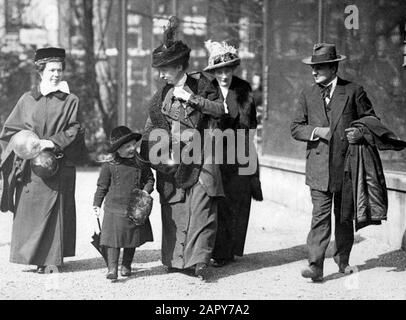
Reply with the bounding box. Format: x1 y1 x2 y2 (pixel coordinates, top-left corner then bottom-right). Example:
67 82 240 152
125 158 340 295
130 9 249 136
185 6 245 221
0 168 405 300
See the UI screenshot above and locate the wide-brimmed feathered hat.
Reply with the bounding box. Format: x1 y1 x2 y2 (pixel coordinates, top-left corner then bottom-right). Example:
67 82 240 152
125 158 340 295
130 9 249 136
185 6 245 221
107 126 142 153
302 43 346 65
152 16 191 68
203 40 241 72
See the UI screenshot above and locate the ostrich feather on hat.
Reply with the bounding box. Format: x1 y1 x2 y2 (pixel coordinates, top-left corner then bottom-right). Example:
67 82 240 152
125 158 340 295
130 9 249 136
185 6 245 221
152 16 191 68
203 40 241 72
162 16 179 48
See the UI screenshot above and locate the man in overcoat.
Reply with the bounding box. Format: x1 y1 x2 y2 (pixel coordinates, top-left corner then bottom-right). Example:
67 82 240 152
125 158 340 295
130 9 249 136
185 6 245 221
291 43 377 281
141 17 224 280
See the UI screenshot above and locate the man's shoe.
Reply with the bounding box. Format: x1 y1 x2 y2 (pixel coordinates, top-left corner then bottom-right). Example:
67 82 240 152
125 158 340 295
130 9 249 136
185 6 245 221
301 265 323 282
106 269 118 280
195 263 209 280
120 265 132 277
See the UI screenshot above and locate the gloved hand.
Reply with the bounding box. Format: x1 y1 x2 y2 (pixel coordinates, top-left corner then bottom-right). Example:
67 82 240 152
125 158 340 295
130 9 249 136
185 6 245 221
39 139 55 150
173 87 192 102
314 127 330 140
345 127 363 144
93 206 101 217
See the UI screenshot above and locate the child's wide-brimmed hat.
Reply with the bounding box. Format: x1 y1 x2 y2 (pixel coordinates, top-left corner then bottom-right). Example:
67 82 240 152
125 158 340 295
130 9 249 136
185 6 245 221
152 16 191 68
107 126 142 153
302 43 346 65
203 40 241 72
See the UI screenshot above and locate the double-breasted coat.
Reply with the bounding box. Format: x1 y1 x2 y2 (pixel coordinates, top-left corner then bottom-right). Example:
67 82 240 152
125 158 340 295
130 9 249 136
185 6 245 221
291 77 377 192
0 87 85 267
141 72 225 269
93 156 155 248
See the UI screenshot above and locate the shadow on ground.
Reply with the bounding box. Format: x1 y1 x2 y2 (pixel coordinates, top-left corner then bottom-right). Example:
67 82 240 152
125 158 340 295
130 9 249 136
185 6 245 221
357 250 406 273
322 249 406 282
207 234 367 283
44 249 162 273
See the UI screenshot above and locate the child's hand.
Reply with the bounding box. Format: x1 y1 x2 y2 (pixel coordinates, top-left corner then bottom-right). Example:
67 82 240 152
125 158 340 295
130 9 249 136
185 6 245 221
93 206 101 217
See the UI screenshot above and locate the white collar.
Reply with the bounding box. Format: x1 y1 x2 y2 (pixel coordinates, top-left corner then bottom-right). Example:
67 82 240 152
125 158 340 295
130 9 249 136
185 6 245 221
322 76 338 97
40 80 70 96
219 85 229 99
174 73 187 87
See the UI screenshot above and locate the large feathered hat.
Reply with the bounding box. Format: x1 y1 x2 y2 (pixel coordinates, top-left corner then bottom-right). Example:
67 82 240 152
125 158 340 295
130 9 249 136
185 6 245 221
203 40 240 72
152 16 191 68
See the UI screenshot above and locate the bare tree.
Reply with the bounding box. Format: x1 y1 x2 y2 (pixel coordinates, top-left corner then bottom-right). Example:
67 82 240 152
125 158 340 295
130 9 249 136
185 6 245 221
67 0 118 153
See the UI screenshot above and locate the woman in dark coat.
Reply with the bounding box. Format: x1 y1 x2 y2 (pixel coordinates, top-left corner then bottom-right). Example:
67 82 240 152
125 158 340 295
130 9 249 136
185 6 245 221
93 126 154 280
0 47 85 273
203 40 263 267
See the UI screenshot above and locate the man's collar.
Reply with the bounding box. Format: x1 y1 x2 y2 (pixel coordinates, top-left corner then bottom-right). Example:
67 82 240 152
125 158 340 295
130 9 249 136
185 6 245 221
320 76 338 88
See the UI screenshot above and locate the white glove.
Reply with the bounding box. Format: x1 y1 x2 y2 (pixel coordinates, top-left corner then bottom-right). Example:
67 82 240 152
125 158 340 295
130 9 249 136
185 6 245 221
173 87 192 101
93 206 101 217
39 139 55 150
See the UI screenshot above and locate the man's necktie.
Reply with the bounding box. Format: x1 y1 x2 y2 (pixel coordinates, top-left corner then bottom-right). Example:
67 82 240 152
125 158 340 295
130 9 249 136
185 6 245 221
319 83 332 100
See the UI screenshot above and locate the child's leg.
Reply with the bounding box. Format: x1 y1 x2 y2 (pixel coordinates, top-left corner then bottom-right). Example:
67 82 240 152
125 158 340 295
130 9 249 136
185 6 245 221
121 248 136 277
106 247 120 280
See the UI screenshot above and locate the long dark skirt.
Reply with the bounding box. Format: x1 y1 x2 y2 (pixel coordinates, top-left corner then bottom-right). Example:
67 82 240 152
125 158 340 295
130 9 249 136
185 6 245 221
100 211 153 248
212 171 252 260
161 182 218 269
10 166 76 266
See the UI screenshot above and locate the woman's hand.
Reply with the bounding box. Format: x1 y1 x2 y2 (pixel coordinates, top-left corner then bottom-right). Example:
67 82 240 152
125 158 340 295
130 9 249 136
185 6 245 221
39 139 55 150
93 206 101 217
173 87 191 102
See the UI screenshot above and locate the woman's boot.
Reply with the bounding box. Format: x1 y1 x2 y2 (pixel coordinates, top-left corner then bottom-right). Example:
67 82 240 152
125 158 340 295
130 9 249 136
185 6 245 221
106 247 120 280
121 248 135 277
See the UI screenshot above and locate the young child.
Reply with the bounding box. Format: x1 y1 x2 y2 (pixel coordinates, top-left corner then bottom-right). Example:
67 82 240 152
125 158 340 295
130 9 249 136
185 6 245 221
93 126 154 280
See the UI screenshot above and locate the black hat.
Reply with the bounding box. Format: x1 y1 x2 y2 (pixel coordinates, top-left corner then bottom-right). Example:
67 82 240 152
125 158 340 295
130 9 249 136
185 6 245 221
302 43 346 65
34 47 66 62
107 126 142 153
152 16 191 68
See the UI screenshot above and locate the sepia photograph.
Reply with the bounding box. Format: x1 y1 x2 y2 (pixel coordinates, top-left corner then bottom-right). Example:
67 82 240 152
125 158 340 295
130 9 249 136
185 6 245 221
0 0 405 309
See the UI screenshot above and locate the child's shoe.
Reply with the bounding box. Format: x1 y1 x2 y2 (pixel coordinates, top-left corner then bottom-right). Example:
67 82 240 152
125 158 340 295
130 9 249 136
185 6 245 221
106 247 120 280
120 248 135 277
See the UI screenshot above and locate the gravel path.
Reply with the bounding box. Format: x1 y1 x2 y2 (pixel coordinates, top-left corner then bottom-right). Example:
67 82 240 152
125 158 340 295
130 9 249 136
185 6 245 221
1 169 405 300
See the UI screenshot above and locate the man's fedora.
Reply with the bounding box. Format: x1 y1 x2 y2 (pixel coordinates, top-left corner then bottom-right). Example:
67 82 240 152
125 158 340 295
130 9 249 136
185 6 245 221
302 43 346 65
